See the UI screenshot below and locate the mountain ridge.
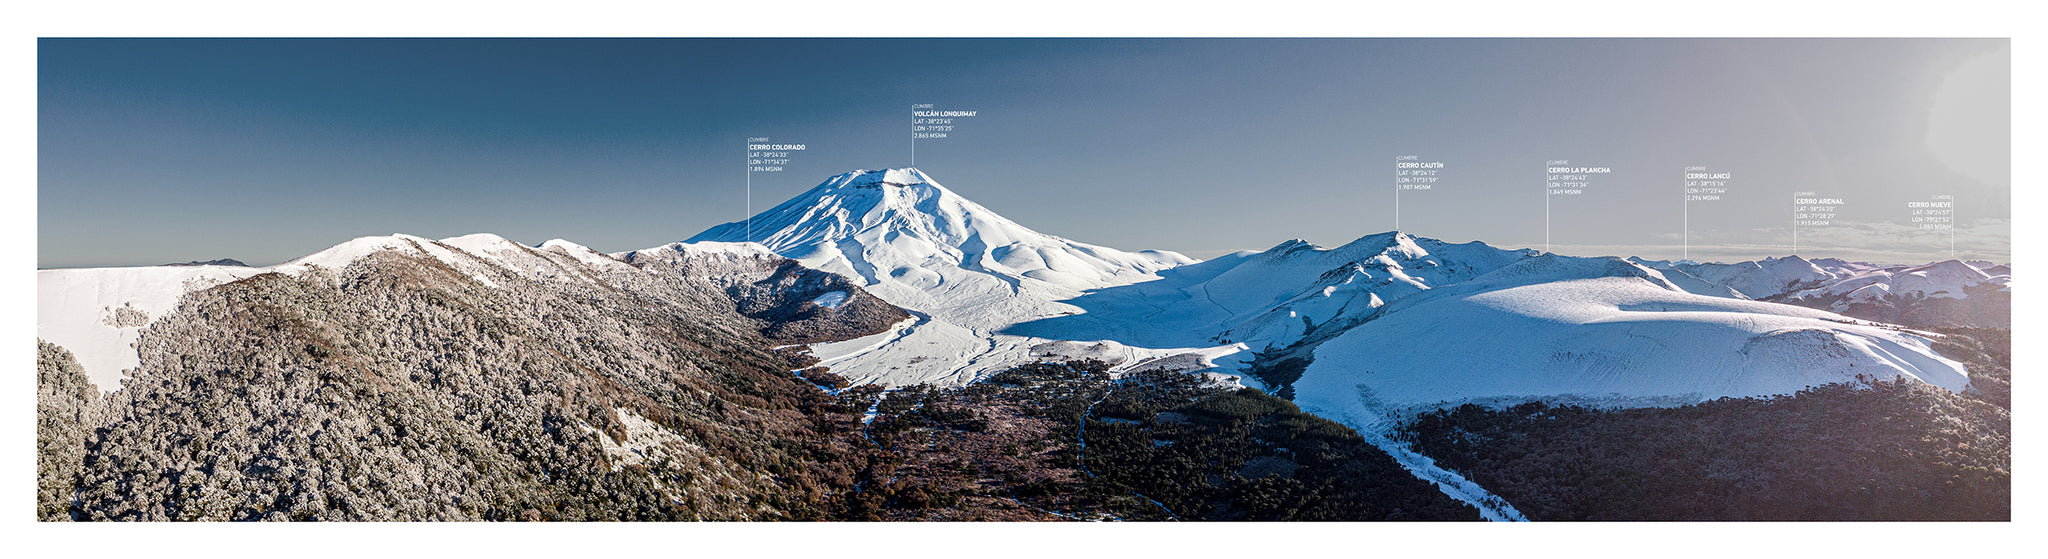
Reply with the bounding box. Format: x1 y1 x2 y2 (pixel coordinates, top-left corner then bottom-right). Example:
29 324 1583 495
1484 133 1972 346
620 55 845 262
38 231 907 393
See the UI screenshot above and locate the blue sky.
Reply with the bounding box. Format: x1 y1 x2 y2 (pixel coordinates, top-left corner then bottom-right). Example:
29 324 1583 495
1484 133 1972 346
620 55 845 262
38 38 2009 267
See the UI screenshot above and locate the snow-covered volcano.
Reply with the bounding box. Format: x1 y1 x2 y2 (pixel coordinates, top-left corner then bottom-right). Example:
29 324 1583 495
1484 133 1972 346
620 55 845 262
684 169 1209 386
689 168 1193 330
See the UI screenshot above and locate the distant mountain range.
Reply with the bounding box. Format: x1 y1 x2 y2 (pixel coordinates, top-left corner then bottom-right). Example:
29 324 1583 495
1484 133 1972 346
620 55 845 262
1627 255 2011 328
163 258 248 267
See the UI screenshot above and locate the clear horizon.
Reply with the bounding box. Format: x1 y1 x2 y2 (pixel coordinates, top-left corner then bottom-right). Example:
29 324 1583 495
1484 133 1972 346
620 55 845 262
39 38 2011 268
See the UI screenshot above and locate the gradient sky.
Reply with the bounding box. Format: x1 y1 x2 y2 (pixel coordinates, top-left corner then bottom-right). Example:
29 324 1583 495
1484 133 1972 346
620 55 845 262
38 38 2010 268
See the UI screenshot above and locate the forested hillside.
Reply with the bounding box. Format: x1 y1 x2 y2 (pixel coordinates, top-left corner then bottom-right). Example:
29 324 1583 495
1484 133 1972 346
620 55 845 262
44 249 896 520
843 361 1477 521
1393 328 2011 521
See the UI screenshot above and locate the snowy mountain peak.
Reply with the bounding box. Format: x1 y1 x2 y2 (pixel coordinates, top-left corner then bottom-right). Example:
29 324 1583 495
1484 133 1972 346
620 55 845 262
1882 260 1995 299
1771 258 2010 327
691 168 1033 257
1918 259 1994 280
617 241 776 262
1252 232 1440 272
675 168 1202 383
836 167 932 188
439 233 537 263
1011 231 1541 352
1668 254 1841 299
1267 238 1319 254
686 168 1194 331
1759 254 1833 280
280 233 434 269
537 238 589 252
1403 254 1684 307
271 233 537 281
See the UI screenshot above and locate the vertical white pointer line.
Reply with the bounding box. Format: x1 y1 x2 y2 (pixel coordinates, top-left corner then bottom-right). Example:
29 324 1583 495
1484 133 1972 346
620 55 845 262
745 139 751 244
1683 167 1689 262
1544 162 1550 254
1394 158 1400 232
1792 193 1799 256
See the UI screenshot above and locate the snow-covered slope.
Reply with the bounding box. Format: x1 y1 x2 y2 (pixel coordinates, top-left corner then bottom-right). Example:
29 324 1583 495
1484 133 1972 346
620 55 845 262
41 233 594 392
1007 241 1977 521
688 169 1192 330
38 232 900 392
1660 256 1840 299
1787 259 2002 302
1626 257 1750 299
1291 255 1971 430
1630 255 2011 327
686 168 1202 386
996 225 1974 413
612 240 786 280
38 265 265 391
1809 257 1887 277
1774 260 2010 327
1008 233 1534 352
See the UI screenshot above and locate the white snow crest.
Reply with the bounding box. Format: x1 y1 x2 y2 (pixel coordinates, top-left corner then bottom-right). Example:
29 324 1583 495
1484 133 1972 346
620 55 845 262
38 265 264 392
39 232 646 391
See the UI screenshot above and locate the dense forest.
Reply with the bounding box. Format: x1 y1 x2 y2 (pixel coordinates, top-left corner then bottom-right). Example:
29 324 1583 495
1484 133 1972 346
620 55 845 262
37 342 100 521
1393 327 2011 521
841 361 1476 521
39 246 897 521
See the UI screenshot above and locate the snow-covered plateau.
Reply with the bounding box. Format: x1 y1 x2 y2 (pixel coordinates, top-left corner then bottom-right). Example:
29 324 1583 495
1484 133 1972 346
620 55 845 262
1290 255 1969 434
